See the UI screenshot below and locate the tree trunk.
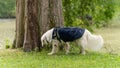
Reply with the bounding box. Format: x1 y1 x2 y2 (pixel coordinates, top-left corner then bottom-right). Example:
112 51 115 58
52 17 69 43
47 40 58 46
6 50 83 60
13 0 25 48
14 0 64 52
39 0 64 35
49 0 64 27
38 0 50 35
23 0 41 52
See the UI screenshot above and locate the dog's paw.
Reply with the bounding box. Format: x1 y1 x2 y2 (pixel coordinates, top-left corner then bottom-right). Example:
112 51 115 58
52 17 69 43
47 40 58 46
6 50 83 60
65 52 69 55
48 52 53 55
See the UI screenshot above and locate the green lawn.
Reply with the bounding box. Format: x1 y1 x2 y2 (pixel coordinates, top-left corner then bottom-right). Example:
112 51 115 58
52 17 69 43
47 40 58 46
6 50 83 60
0 49 120 68
0 19 120 68
0 19 15 49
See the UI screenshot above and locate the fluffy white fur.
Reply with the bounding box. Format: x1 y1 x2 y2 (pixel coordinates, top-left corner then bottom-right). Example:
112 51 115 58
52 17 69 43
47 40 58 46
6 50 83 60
41 28 54 47
41 28 104 55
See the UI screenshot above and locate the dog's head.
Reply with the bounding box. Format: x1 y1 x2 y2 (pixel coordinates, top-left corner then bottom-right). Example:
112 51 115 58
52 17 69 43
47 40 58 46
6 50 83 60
41 28 54 47
41 36 49 47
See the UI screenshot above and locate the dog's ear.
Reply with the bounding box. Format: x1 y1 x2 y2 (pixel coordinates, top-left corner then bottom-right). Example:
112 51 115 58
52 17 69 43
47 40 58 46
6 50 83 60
41 39 44 47
53 32 56 37
52 28 57 39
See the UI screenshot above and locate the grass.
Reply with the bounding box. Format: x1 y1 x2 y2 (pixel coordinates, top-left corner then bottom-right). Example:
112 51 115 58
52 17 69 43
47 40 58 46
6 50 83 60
0 49 120 68
0 19 120 68
94 20 120 55
0 19 15 48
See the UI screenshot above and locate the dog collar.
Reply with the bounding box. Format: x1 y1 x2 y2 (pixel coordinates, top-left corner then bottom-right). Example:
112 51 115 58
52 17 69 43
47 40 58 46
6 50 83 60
52 28 61 42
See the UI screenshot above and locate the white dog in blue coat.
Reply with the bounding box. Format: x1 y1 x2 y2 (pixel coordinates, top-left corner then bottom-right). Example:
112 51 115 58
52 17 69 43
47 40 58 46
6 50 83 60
41 27 104 55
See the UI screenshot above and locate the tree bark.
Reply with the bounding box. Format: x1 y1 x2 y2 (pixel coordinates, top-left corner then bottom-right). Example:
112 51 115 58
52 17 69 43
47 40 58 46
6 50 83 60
39 0 64 35
23 0 41 52
49 0 64 27
38 0 50 35
14 0 64 52
13 0 25 48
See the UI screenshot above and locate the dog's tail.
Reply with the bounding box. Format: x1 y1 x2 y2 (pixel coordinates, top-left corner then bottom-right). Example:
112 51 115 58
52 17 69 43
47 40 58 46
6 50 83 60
84 30 104 51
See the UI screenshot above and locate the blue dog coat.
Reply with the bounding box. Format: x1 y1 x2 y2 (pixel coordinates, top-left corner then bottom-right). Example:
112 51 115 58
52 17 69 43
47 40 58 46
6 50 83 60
52 27 85 42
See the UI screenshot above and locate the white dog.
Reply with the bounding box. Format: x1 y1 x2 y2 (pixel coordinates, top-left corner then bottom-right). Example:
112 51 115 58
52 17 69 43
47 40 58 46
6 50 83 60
41 27 104 55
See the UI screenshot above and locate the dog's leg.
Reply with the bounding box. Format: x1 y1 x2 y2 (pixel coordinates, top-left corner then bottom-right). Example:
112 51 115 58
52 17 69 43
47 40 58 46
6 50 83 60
79 47 86 55
65 42 70 54
48 44 58 55
80 40 87 55
79 41 86 55
48 40 59 55
79 38 87 55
